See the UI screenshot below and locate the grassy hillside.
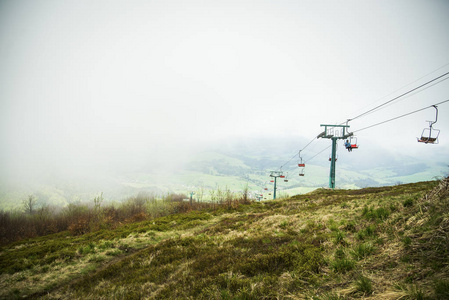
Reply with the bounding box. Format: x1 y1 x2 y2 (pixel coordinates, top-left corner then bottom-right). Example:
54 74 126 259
1 179 449 299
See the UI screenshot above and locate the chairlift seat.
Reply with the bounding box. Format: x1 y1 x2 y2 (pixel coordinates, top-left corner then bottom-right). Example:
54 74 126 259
351 144 358 149
284 179 288 182
298 163 305 167
299 174 305 177
418 137 437 144
417 127 440 144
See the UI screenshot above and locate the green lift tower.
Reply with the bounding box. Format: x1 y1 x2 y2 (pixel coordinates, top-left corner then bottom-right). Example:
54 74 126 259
269 171 283 199
317 124 353 189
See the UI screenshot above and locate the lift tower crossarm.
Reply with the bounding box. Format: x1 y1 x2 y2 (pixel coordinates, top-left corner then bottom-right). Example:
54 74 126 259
318 124 352 189
319 124 351 139
269 171 283 200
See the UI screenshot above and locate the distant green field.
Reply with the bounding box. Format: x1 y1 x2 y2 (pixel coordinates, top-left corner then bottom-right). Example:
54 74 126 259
0 150 446 211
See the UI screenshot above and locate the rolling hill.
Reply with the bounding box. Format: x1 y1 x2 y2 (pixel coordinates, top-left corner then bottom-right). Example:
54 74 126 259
1 178 448 299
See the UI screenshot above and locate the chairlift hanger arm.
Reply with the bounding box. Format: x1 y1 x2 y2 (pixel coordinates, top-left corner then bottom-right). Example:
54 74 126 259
430 105 438 126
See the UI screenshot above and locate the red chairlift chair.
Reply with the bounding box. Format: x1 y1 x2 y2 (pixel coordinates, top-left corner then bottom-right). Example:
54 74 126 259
350 136 358 149
298 150 305 167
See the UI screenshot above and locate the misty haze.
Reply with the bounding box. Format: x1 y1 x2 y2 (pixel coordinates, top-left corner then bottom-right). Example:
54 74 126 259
1 1 449 299
1 0 448 211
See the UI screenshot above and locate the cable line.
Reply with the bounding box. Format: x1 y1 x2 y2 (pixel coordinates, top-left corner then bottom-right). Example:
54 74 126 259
348 71 449 122
344 62 449 122
279 152 298 170
304 145 332 164
377 76 449 110
278 135 318 170
353 99 449 133
301 135 318 152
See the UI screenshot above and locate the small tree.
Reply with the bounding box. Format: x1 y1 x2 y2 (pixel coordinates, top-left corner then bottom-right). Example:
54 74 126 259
23 195 37 215
242 184 249 203
93 192 104 212
196 186 205 202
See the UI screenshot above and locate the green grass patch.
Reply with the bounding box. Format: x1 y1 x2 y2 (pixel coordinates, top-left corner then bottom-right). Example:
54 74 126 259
362 205 390 221
331 258 355 273
433 279 449 299
354 275 373 296
356 224 376 240
351 242 375 260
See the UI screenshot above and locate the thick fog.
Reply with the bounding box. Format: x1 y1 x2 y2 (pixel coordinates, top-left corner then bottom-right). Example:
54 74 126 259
1 0 449 204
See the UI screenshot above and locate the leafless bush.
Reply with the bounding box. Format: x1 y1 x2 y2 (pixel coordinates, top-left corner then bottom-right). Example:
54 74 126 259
0 189 252 245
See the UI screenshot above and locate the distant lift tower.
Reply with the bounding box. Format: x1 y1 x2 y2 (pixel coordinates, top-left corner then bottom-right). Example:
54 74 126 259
269 171 283 199
317 124 353 189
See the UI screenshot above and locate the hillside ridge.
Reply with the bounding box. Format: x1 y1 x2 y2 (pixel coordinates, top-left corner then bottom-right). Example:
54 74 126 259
1 179 448 299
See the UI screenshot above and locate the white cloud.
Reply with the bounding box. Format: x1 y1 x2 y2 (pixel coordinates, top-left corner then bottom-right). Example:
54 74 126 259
1 0 449 185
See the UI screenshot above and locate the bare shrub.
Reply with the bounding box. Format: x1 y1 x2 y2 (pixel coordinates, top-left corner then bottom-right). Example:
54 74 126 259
0 187 252 245
65 203 91 235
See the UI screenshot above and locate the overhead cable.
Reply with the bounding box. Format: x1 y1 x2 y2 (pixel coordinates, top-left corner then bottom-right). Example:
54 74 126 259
304 145 332 164
353 99 449 133
343 62 449 123
279 135 317 170
348 71 449 122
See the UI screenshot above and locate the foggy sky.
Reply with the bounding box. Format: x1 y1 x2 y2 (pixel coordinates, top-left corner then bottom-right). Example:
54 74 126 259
1 0 449 185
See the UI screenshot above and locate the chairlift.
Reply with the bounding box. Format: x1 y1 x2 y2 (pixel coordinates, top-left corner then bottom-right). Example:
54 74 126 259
270 180 274 183
344 135 358 151
417 105 440 144
280 175 285 178
329 155 338 162
298 150 305 167
264 188 268 191
298 151 306 176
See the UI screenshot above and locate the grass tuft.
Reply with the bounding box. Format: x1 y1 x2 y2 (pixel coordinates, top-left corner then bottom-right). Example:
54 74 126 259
433 279 449 299
331 258 355 273
351 242 375 260
354 275 373 296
